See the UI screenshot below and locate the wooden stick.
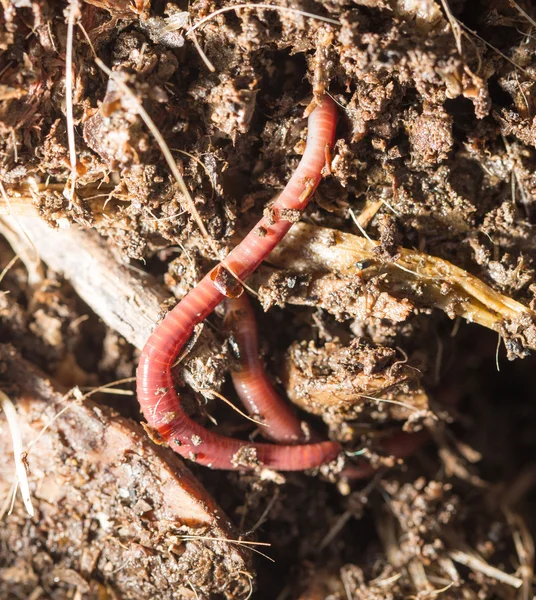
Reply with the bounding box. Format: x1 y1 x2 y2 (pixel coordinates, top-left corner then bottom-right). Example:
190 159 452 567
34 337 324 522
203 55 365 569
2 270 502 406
0 217 227 394
2 216 167 350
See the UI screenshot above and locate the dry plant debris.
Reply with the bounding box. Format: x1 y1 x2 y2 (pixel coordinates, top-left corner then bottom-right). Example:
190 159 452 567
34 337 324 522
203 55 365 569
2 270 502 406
266 222 536 359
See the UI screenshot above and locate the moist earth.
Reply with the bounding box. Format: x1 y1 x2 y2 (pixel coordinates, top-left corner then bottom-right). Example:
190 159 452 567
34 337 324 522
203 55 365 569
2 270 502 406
1 1 536 599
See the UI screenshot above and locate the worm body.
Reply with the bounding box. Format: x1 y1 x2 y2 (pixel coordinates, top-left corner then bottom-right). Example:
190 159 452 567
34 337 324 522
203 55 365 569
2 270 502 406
341 430 430 480
226 294 309 443
137 97 340 470
224 294 428 480
219 96 337 280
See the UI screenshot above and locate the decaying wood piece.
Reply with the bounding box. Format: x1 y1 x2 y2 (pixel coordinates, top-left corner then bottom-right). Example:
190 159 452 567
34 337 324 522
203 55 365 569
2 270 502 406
1 216 228 394
0 183 120 225
265 222 536 358
2 216 167 350
0 346 252 599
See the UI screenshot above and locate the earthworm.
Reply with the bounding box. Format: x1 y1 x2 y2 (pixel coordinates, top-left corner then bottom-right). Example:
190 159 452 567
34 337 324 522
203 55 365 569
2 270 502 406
225 293 310 444
137 96 341 470
341 430 430 480
225 294 430 479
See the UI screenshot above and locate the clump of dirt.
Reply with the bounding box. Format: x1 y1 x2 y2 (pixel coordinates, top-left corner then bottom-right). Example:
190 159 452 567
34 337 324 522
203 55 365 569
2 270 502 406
1 0 536 598
283 337 427 429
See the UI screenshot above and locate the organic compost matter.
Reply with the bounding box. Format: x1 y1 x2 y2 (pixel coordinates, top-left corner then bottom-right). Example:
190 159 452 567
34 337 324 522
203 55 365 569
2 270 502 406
1 0 536 599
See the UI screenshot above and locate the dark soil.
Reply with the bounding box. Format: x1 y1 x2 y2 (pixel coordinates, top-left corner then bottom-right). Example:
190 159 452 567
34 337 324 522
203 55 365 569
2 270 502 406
1 0 536 598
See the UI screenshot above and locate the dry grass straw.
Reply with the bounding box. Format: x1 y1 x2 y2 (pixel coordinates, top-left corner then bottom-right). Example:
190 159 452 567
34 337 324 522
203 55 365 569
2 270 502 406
65 0 81 206
186 3 339 37
0 390 34 518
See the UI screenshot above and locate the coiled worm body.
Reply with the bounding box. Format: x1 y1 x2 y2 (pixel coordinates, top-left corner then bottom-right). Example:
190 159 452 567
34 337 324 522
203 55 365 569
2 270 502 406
137 97 341 470
226 293 310 444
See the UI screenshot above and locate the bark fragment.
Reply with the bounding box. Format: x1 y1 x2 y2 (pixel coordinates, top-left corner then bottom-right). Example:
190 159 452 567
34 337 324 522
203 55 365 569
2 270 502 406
0 346 252 600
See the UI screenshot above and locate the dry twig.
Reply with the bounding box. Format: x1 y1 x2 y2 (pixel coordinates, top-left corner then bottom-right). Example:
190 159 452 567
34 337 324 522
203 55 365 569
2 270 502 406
186 3 340 36
267 223 536 349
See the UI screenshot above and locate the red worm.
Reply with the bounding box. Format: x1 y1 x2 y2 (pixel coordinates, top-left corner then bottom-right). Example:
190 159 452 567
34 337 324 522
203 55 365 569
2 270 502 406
137 96 341 470
225 293 309 444
341 430 430 480
225 294 431 480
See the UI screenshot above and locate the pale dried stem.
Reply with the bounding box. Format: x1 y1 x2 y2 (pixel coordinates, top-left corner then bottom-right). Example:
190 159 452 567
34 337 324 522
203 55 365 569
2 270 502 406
0 182 121 224
65 0 81 205
503 505 535 600
0 390 34 517
93 58 220 258
448 549 523 589
268 222 536 343
353 199 383 229
508 0 536 30
186 3 340 36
